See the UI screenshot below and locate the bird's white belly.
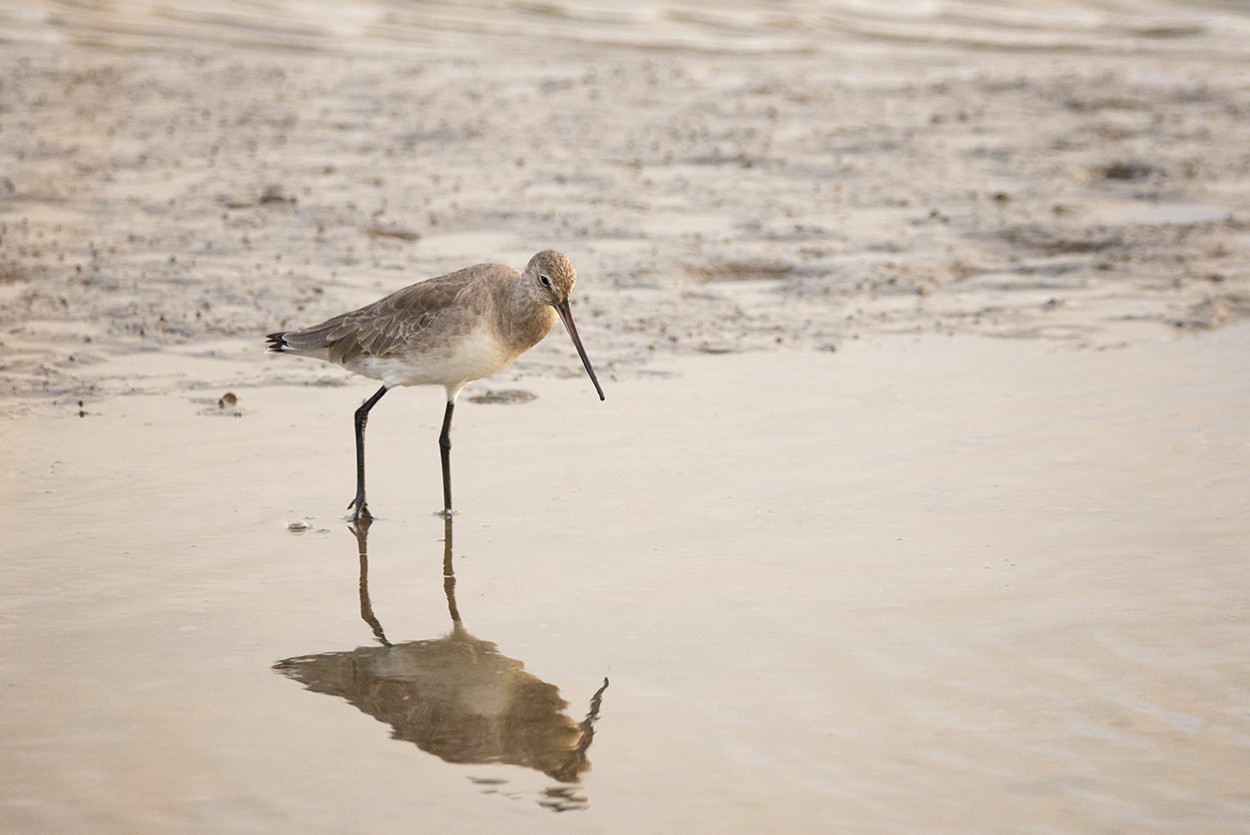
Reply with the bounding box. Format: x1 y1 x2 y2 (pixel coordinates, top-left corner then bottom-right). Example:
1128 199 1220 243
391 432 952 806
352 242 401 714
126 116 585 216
351 324 514 391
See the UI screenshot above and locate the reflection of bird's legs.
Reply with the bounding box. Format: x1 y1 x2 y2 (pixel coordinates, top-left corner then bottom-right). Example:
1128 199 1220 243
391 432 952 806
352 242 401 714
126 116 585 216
442 513 461 625
351 516 390 646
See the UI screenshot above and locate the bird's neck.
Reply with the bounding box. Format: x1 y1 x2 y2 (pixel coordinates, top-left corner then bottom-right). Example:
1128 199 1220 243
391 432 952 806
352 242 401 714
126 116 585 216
497 278 558 354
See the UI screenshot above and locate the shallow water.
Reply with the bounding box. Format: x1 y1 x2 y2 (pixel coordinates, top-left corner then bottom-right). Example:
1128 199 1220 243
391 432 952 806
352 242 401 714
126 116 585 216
3 329 1248 832
9 0 1250 59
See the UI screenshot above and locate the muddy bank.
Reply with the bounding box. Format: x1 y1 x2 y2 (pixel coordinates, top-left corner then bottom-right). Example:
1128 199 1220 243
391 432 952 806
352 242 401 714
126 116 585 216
2 2 1250 410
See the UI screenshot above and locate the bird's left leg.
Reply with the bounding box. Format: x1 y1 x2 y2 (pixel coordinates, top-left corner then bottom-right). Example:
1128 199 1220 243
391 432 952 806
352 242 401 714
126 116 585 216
349 385 389 522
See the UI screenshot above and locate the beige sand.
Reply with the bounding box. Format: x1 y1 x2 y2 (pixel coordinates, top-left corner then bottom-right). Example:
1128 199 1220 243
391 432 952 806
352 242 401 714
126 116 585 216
4 1 1250 411
2 2 1250 832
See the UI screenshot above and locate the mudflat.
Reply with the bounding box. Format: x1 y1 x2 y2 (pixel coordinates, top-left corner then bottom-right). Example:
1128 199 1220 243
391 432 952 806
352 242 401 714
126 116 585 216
2 3 1249 832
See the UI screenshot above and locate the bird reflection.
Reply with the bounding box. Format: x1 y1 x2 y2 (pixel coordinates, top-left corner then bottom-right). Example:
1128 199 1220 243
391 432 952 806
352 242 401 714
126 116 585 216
274 516 608 811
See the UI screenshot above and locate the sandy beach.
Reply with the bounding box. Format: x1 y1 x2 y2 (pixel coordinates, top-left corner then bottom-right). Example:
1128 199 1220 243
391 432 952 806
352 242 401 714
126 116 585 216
2 2 1249 832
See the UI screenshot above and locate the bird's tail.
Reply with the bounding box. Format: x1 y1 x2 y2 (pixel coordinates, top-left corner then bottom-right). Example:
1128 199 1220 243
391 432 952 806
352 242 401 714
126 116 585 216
265 332 290 353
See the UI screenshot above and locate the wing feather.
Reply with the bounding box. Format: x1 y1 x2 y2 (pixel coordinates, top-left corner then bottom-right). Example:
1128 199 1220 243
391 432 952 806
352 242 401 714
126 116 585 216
272 264 516 367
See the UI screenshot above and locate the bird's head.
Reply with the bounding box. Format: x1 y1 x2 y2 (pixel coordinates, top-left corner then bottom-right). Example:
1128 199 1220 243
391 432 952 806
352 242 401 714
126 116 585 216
525 249 578 307
523 249 604 401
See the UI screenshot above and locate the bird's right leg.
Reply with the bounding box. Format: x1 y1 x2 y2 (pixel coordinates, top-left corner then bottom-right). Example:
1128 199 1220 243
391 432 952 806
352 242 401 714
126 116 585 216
438 399 455 517
349 385 389 522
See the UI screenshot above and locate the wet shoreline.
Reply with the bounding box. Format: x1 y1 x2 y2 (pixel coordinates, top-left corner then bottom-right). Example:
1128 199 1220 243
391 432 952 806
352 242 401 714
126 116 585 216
3 331 1249 831
3 3 1250 410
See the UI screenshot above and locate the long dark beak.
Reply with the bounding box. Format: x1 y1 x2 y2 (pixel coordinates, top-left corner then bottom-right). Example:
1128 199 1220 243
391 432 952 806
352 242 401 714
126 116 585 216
555 299 605 401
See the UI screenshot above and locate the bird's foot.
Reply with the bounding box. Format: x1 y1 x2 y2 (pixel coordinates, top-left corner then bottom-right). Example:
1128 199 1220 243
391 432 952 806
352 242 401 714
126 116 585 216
347 498 373 524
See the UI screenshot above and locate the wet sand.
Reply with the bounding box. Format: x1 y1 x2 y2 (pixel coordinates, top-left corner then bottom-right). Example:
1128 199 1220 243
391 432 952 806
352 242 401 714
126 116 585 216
3 328 1249 832
3 2 1250 832
4 1 1250 409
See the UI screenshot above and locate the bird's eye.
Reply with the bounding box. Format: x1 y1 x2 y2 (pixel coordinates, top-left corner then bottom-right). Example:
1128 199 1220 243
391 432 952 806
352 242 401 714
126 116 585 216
539 274 552 287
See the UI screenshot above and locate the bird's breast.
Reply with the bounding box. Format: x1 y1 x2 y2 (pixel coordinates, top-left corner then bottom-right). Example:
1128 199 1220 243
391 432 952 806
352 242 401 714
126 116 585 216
351 322 514 389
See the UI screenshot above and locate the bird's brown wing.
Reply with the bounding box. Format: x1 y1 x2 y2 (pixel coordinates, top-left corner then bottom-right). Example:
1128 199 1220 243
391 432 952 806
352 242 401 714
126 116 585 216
276 266 509 365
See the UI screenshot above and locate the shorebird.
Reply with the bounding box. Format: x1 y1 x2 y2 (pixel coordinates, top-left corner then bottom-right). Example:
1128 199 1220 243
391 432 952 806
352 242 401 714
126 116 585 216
267 250 604 520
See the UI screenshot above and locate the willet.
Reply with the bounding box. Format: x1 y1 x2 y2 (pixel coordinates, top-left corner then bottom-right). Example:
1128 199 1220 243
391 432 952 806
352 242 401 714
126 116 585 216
267 250 604 520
